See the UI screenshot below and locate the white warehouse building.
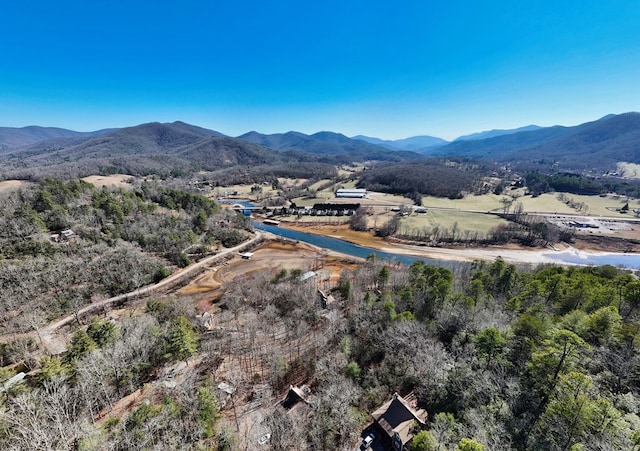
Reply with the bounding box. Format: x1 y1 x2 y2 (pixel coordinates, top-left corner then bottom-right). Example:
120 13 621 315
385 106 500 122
335 188 367 198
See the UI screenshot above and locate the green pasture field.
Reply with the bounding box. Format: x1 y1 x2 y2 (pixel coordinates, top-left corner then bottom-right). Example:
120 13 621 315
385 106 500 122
421 191 636 217
420 193 505 211
517 192 631 216
307 179 333 191
553 193 632 216
515 193 578 214
400 210 509 236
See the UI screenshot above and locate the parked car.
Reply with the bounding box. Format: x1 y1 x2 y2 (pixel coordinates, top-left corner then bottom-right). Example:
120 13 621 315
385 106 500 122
360 432 375 450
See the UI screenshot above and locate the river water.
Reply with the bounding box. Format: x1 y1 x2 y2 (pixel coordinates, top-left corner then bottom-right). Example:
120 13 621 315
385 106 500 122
227 200 640 269
253 221 438 266
256 222 640 270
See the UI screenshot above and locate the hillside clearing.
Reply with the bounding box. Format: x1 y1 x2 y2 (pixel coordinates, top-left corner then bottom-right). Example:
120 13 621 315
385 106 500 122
82 174 135 188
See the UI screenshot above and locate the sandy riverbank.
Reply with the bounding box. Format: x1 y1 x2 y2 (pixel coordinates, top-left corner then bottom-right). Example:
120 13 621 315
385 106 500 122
273 222 613 266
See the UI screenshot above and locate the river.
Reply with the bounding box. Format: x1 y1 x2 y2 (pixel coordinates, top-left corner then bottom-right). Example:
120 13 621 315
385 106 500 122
228 201 640 269
253 221 439 266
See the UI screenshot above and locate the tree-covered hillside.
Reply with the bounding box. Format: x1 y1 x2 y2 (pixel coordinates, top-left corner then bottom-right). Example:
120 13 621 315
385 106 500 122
3 236 640 449
357 160 482 202
0 178 251 336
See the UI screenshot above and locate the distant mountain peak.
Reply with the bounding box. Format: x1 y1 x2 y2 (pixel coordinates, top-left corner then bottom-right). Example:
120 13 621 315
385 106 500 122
237 129 421 160
353 134 448 153
454 125 543 142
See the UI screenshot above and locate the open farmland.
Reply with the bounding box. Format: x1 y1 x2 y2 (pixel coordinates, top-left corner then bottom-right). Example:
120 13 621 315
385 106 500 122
399 210 509 236
420 191 637 217
306 178 334 191
421 193 506 211
514 192 630 216
82 174 135 189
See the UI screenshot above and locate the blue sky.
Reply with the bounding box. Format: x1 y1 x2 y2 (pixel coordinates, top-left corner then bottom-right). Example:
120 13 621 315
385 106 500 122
1 1 639 140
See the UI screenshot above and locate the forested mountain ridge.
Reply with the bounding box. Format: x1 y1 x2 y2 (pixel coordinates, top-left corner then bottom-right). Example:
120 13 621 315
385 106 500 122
454 124 543 142
3 112 639 180
0 122 422 180
237 129 422 160
353 134 449 152
0 122 296 180
0 125 113 152
434 112 640 171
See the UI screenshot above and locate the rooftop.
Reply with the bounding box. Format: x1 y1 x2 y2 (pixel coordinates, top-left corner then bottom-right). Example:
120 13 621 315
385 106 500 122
371 392 427 447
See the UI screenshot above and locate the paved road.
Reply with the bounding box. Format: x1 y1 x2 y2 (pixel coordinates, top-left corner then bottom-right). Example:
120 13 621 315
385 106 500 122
2 231 264 355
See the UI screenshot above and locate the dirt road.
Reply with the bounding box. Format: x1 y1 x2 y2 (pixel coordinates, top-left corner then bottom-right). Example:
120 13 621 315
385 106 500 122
1 232 265 355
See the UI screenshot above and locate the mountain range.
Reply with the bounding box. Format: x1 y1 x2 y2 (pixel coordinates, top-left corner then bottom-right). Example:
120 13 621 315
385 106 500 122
0 122 419 179
453 125 543 141
351 135 448 152
1 112 639 178
0 126 113 151
432 112 640 171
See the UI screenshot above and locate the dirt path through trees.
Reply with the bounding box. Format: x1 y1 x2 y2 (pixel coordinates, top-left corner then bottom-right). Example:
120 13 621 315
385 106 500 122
1 232 265 354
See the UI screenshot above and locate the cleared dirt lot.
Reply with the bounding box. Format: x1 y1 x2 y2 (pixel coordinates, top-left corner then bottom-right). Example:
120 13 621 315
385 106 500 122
0 179 34 192
178 239 360 311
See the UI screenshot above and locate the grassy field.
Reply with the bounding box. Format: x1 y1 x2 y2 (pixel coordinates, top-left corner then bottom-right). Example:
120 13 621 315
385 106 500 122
420 193 506 211
400 210 509 236
517 192 632 216
306 179 333 191
420 191 635 217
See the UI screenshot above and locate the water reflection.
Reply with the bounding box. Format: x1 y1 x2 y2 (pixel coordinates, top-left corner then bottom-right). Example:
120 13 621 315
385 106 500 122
253 222 440 266
222 200 640 270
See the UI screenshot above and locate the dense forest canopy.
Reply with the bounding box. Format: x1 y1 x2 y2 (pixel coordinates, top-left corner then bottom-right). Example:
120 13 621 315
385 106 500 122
356 160 482 202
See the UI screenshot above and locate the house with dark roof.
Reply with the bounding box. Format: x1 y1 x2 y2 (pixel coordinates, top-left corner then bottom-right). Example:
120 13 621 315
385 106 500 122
368 392 428 450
